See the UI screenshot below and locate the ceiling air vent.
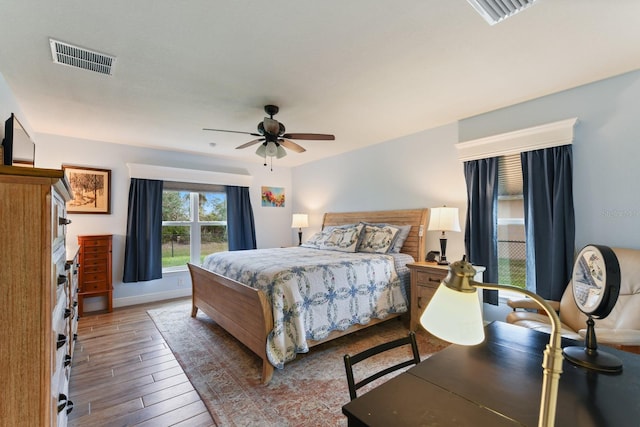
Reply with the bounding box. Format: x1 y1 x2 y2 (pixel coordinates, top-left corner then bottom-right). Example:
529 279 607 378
467 0 539 25
49 39 115 75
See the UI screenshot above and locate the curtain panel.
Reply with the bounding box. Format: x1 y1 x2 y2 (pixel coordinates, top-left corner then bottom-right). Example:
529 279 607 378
522 145 575 300
226 186 257 251
123 178 163 282
464 157 499 305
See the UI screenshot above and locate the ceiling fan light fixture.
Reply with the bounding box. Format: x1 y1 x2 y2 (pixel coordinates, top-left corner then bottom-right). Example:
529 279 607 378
276 145 287 159
256 144 266 158
265 141 278 157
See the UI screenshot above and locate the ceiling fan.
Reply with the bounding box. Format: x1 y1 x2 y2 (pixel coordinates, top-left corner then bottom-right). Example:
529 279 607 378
203 105 335 166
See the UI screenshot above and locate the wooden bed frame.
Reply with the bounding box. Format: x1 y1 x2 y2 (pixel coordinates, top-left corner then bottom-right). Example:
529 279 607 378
188 208 429 384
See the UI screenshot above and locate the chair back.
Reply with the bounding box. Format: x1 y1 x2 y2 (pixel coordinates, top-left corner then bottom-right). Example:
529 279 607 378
343 331 420 401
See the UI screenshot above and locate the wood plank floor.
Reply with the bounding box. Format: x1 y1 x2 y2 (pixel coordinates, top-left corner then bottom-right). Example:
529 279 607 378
68 298 215 427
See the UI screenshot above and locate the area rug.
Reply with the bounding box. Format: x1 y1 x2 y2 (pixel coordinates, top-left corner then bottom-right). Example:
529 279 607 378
148 301 448 427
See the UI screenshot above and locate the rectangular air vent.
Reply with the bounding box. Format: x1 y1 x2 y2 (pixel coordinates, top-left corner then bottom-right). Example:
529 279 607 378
49 39 115 75
467 0 539 25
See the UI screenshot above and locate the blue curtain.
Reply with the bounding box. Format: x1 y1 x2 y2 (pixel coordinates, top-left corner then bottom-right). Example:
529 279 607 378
226 186 257 251
464 158 499 305
123 178 163 282
522 145 575 300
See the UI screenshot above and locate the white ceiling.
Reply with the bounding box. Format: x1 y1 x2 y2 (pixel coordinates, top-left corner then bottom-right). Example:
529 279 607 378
1 1 640 167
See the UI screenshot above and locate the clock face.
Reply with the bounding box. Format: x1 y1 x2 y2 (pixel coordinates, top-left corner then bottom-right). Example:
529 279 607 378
572 245 621 318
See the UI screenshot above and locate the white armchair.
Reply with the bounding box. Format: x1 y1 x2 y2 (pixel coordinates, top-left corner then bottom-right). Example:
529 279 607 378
506 247 640 354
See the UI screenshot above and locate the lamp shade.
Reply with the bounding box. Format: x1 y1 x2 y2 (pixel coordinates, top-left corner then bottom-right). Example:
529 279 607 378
291 213 309 228
420 282 484 345
428 207 461 232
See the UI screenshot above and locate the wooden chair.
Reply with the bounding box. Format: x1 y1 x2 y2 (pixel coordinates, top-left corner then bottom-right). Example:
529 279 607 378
343 331 421 400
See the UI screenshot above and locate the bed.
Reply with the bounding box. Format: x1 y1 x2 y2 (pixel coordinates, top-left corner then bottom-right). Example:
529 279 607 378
187 208 429 383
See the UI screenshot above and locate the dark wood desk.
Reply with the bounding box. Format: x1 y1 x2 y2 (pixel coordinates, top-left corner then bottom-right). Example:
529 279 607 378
342 322 640 426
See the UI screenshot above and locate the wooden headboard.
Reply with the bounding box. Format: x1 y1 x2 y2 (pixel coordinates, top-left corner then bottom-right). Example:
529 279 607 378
321 208 430 262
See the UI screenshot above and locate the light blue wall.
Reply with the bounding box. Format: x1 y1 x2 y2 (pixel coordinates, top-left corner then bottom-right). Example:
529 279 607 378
459 69 640 251
292 122 469 261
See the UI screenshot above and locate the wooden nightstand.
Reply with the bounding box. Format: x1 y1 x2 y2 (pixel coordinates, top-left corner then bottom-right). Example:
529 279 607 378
407 262 450 331
408 261 486 332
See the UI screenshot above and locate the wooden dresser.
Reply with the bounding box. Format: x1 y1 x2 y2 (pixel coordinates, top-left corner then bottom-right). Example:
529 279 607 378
0 165 77 426
77 234 113 316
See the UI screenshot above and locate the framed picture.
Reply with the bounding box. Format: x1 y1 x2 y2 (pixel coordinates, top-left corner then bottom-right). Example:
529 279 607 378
63 165 111 214
261 186 285 207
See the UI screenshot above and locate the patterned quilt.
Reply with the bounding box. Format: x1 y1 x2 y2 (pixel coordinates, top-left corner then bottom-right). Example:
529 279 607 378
201 247 412 368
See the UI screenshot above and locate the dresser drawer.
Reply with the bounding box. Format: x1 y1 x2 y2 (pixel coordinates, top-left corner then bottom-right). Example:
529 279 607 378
83 271 108 282
82 245 110 255
82 280 110 292
82 262 107 273
81 238 110 247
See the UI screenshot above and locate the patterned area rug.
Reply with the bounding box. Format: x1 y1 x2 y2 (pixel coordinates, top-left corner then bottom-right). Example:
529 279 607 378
147 300 448 427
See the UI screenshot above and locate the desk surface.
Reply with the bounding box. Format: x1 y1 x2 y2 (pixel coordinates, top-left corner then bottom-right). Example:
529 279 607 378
342 321 640 427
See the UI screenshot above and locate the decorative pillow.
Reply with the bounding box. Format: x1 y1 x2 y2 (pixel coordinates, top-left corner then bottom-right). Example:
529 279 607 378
357 223 400 254
388 224 411 253
301 231 327 248
302 223 364 252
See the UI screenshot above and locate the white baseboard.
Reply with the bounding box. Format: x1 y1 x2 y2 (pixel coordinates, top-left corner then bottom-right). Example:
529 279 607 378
82 288 192 313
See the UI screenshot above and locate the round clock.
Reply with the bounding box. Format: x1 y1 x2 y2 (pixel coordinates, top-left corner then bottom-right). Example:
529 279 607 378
571 244 621 318
563 244 623 373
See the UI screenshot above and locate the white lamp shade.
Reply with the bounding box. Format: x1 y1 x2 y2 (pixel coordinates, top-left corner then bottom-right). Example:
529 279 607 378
420 282 484 345
291 213 309 228
428 207 461 232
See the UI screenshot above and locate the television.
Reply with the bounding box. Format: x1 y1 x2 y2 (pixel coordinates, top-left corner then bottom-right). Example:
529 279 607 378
2 113 35 166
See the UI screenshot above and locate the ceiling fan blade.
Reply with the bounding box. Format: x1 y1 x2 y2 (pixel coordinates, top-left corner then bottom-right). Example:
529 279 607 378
263 118 280 135
203 128 261 137
282 133 335 140
279 139 306 153
236 138 264 149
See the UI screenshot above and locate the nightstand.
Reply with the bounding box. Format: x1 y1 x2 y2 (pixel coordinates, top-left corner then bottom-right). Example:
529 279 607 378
407 262 450 331
408 261 485 332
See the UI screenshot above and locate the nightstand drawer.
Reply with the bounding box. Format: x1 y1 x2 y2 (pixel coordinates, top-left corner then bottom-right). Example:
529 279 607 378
415 270 446 287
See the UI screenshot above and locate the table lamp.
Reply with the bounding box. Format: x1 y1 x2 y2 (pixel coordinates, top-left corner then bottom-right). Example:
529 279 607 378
420 257 564 427
291 213 309 246
427 207 461 265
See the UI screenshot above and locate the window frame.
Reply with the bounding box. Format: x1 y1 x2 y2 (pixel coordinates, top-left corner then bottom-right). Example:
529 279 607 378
162 190 227 272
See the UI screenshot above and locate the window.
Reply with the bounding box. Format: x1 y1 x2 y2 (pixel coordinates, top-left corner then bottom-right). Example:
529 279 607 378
497 154 526 288
161 182 227 271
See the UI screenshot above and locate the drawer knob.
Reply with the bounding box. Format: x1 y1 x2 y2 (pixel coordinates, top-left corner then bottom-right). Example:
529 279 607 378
57 393 68 413
64 308 71 319
59 217 72 226
64 354 72 367
56 334 67 350
57 275 67 286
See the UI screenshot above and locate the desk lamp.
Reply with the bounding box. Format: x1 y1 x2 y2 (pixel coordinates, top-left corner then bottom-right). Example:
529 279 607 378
420 257 563 427
427 207 461 265
291 213 309 246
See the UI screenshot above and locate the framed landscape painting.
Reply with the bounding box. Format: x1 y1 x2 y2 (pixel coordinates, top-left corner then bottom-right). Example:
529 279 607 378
63 165 111 214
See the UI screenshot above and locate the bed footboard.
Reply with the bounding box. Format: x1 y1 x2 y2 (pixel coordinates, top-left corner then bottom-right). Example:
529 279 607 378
187 263 275 384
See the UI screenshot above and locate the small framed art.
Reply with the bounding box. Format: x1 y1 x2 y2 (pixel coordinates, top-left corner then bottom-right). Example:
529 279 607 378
63 165 112 214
